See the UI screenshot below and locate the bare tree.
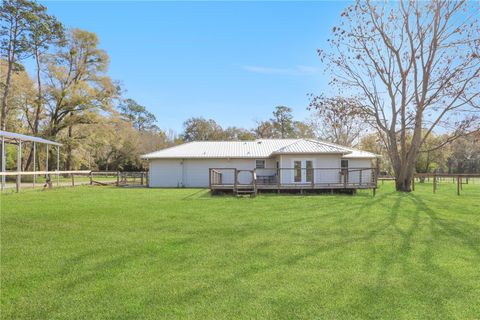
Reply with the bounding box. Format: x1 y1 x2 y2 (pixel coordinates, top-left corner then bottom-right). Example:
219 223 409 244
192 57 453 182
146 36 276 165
308 95 366 146
320 0 480 191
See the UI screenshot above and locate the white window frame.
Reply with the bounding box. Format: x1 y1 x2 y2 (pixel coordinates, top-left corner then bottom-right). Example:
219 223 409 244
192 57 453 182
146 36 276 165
291 158 315 184
255 159 266 169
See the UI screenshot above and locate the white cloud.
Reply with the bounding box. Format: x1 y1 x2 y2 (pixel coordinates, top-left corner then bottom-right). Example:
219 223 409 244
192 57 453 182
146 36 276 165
242 65 321 76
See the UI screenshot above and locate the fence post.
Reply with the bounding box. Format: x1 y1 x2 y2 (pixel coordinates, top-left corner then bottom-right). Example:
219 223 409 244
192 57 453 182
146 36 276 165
89 171 93 185
16 141 22 193
457 175 460 196
141 172 144 186
116 172 120 186
71 174 75 187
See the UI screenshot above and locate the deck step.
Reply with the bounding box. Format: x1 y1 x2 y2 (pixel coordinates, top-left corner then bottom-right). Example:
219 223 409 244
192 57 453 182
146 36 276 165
235 188 257 197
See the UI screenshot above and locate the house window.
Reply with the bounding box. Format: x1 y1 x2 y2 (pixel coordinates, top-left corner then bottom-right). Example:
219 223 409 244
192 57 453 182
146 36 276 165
255 159 266 169
341 159 349 169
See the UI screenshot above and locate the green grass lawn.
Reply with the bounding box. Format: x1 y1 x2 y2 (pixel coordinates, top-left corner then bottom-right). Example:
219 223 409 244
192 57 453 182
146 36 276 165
1 181 479 319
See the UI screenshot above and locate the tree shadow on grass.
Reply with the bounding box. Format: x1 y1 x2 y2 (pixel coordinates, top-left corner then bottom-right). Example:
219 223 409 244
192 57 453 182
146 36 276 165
410 194 480 258
181 189 210 200
348 192 480 319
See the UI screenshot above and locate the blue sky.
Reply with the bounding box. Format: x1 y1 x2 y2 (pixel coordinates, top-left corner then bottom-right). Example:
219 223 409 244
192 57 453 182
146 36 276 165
40 1 348 133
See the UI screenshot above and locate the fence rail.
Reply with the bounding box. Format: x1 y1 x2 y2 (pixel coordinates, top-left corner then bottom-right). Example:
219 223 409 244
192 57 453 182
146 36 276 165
413 172 480 195
0 170 148 192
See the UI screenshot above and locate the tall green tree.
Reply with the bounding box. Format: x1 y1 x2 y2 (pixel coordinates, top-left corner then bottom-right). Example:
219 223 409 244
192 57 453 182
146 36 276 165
271 106 294 138
23 9 64 170
118 98 159 132
181 117 225 141
223 126 255 141
0 0 54 130
44 29 118 169
253 120 277 139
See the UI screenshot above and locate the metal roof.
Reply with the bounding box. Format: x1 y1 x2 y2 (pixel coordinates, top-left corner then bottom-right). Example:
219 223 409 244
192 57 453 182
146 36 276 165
142 139 378 159
342 149 379 159
272 139 348 155
0 130 62 146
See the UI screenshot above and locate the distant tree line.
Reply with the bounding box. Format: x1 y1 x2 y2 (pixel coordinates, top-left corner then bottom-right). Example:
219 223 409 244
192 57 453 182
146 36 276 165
1 0 478 179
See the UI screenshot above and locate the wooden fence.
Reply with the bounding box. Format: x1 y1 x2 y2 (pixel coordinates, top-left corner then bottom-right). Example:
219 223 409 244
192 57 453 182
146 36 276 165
413 173 480 195
0 170 148 193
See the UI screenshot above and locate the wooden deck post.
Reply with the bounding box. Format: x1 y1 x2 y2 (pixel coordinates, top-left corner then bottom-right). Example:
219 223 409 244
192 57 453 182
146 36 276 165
208 168 212 188
311 168 315 189
277 168 280 190
234 168 237 191
253 169 257 195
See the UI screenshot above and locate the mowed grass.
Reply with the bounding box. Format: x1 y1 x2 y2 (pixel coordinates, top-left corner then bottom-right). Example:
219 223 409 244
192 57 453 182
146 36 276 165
1 181 479 319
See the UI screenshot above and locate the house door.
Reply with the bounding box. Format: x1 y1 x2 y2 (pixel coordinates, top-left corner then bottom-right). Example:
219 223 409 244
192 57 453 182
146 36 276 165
293 160 314 184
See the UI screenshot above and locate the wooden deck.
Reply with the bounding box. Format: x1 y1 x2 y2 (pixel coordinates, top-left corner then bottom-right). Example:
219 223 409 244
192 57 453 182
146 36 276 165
209 167 378 196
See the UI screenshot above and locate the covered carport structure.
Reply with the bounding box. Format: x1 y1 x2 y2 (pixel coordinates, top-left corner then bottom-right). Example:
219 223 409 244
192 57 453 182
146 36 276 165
0 130 62 191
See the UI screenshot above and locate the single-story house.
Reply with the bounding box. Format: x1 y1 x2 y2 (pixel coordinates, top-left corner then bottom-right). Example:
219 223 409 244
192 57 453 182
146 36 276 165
142 139 379 193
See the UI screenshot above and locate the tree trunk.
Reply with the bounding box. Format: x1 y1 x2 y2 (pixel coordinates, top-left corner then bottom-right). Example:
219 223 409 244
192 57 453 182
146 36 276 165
65 121 73 170
24 50 43 171
1 59 14 131
395 176 412 192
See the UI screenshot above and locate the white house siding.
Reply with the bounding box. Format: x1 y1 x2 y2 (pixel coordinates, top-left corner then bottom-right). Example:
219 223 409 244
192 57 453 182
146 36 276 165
149 158 271 188
346 158 373 184
148 159 183 187
148 156 373 188
278 154 342 185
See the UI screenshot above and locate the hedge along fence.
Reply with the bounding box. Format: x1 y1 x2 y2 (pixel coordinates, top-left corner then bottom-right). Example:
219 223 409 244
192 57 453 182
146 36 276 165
0 170 148 193
413 173 480 196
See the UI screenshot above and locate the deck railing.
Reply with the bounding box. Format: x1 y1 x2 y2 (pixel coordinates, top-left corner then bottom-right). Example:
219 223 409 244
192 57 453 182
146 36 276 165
209 167 377 190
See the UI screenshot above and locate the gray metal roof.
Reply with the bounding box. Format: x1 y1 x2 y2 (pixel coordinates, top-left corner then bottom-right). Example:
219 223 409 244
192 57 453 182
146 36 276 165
0 130 62 146
272 139 348 154
142 139 378 159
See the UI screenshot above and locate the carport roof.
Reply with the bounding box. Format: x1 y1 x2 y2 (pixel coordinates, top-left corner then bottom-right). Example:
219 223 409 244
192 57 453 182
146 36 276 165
0 130 62 146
